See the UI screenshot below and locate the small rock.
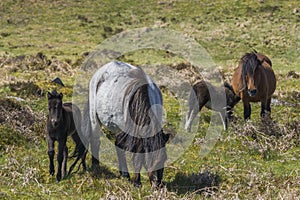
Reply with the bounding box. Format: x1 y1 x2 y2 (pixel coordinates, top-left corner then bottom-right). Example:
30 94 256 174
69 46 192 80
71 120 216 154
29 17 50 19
287 71 299 79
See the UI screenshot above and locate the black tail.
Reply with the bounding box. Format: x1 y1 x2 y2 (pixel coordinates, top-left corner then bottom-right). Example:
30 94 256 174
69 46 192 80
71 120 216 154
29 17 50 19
69 132 82 158
68 142 87 176
68 133 87 175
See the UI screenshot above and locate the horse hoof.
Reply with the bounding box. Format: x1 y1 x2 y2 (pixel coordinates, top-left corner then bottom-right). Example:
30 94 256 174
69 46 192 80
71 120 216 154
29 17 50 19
119 171 130 181
92 158 99 166
90 164 101 176
82 165 87 172
133 181 142 188
49 170 54 176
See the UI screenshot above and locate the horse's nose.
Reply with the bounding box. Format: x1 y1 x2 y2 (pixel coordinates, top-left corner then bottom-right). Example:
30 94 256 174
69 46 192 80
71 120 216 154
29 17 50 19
248 89 257 97
51 119 58 127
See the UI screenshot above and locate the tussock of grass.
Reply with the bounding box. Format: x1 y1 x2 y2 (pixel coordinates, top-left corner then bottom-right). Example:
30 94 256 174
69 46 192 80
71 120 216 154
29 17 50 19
229 117 299 157
0 98 45 147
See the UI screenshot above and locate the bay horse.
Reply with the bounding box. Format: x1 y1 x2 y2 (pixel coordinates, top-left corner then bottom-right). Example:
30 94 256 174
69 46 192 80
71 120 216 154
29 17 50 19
231 51 276 120
84 61 169 187
46 90 87 182
185 80 240 132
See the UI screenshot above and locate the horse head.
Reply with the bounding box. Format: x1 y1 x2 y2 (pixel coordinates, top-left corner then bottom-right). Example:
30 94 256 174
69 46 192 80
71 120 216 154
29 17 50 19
241 52 262 97
224 82 240 118
47 90 63 128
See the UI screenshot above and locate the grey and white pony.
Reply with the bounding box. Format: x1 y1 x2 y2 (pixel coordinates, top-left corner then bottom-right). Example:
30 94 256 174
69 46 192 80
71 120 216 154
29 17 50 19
83 61 169 187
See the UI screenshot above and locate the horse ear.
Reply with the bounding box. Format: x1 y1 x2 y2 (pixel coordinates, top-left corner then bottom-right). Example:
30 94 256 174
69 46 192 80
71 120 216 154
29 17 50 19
47 91 52 99
59 92 63 99
258 57 263 65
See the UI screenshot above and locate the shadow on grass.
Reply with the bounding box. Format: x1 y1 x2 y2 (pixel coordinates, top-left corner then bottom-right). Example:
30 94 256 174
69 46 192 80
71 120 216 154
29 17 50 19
166 170 221 195
66 160 118 181
88 163 119 180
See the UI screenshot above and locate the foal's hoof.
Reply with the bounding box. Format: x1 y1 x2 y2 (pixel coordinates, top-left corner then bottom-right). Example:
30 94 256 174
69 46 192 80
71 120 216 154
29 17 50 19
133 181 142 188
49 169 54 176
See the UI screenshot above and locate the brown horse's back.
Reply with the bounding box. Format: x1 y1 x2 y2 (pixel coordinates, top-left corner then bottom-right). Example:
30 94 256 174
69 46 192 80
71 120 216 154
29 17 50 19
256 53 272 68
256 53 276 97
262 61 276 97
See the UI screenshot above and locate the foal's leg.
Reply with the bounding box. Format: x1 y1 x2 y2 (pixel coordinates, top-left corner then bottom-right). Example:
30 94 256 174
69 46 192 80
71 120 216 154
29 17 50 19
218 111 227 130
56 138 67 182
185 101 206 132
47 137 55 176
62 146 68 179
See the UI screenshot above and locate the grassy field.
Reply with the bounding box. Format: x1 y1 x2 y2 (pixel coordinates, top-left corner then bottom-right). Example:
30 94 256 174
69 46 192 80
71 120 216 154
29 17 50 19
0 0 299 199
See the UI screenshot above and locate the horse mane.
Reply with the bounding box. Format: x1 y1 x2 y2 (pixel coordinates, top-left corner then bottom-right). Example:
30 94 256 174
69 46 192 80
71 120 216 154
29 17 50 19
122 67 149 111
240 52 261 92
48 89 63 99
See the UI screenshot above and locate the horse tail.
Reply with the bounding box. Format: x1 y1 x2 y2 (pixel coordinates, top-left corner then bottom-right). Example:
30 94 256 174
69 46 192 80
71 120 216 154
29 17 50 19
89 69 104 132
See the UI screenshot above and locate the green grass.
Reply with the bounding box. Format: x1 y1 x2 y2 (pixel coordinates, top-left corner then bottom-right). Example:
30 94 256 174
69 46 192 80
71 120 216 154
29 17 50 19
1 0 299 70
0 0 299 199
